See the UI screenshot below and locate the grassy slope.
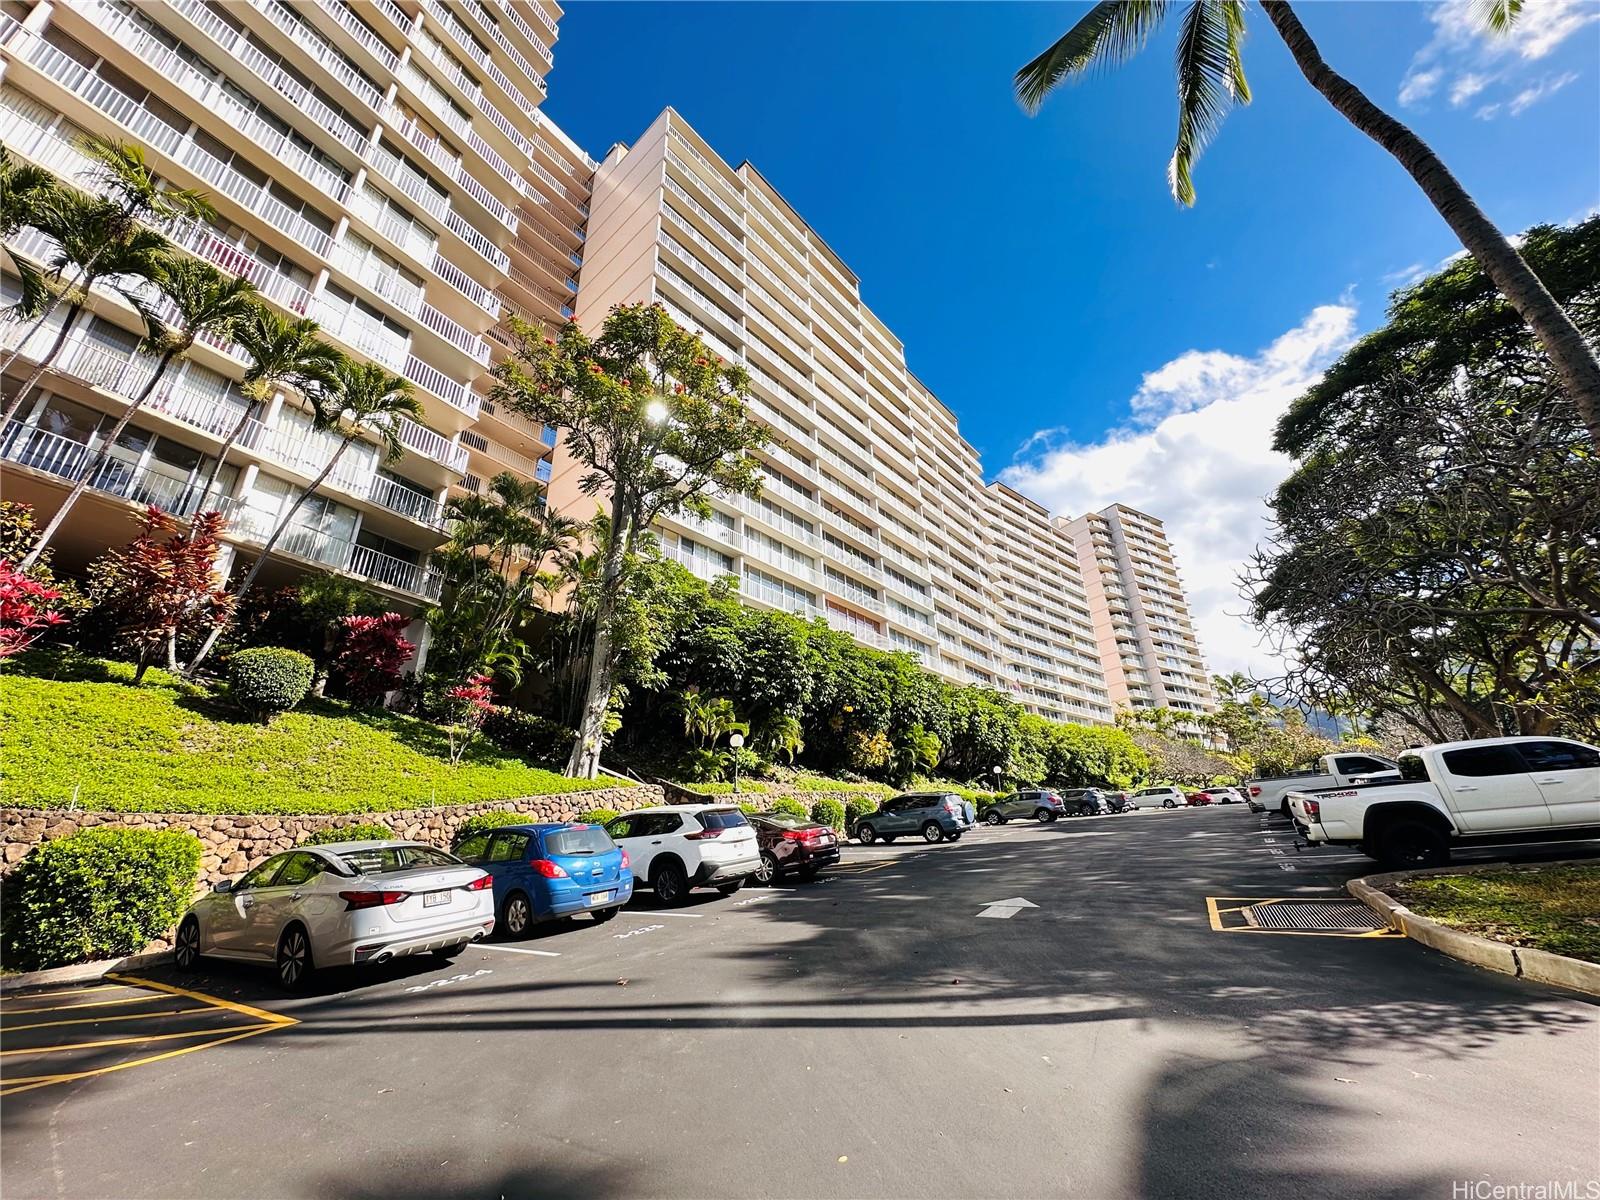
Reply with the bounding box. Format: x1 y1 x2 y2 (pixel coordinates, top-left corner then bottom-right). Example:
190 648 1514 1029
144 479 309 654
0 658 620 815
1396 865 1600 964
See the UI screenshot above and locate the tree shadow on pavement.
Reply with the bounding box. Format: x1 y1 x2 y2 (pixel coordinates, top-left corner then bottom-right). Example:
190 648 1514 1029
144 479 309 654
311 1155 638 1200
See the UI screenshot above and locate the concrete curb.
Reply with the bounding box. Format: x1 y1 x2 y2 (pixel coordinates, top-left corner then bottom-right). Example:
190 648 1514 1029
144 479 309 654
1347 859 1600 997
0 949 171 994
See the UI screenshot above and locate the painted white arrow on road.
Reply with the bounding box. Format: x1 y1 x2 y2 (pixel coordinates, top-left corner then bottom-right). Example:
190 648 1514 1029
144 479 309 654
976 897 1038 919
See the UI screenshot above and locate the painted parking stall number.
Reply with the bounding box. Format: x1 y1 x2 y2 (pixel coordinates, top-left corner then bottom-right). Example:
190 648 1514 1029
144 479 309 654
614 924 664 939
405 969 492 993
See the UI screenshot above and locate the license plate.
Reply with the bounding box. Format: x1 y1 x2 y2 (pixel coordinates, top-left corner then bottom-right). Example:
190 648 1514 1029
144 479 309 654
587 891 614 906
423 890 450 907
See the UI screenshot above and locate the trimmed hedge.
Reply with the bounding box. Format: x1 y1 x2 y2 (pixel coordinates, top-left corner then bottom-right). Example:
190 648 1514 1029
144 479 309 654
577 807 620 826
809 797 846 830
2 828 202 970
300 822 394 846
680 780 770 796
844 796 880 826
769 797 809 820
229 647 314 720
454 811 535 840
480 707 574 765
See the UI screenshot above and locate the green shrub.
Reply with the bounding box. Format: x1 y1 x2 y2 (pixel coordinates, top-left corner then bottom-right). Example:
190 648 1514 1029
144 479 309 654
844 796 879 826
792 773 892 795
770 796 809 820
576 807 620 826
681 781 769 796
455 810 534 840
480 707 574 764
229 647 314 720
809 797 846 830
738 800 763 816
300 822 394 846
2 828 202 970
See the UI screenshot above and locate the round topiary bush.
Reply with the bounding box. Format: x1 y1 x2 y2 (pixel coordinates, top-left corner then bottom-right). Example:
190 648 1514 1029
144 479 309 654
300 822 394 846
1 828 202 970
770 796 809 821
809 797 846 830
229 646 315 721
576 807 620 826
844 796 880 826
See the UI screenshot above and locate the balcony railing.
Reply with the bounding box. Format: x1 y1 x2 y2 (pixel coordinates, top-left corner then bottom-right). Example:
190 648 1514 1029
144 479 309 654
2 421 233 519
367 474 445 528
243 0 387 113
403 355 479 418
396 415 469 472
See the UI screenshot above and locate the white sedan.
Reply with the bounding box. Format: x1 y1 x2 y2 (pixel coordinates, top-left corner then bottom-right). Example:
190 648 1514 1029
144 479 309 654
174 841 495 990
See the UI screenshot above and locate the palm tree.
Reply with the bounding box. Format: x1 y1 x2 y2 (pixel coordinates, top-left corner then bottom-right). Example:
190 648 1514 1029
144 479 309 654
2 193 174 426
1014 0 1600 451
198 306 342 503
757 713 805 764
187 359 420 671
19 257 257 571
0 146 61 321
2 135 212 374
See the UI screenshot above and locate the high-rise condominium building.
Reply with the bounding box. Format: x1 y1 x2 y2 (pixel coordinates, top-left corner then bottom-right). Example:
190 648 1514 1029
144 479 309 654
0 0 586 642
550 109 1116 725
1063 505 1216 729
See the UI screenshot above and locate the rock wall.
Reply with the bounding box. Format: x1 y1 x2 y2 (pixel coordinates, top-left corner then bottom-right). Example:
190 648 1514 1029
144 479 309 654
0 785 664 886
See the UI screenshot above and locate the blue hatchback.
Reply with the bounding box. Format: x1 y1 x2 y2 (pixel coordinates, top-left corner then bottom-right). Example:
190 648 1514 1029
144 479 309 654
453 822 633 937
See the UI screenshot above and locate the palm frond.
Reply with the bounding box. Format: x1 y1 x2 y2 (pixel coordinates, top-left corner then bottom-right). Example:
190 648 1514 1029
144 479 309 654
1168 0 1250 206
1014 0 1172 113
1 257 54 320
1473 0 1523 33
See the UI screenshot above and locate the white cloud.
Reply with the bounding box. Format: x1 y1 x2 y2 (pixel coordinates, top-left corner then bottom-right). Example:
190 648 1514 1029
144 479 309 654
1000 304 1360 680
1399 0 1595 114
1382 262 1429 288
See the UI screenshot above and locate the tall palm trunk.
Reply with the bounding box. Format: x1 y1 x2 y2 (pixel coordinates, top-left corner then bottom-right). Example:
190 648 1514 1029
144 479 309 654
186 437 354 673
19 346 179 571
0 257 93 374
195 402 258 508
566 498 632 779
2 303 85 425
1262 0 1600 451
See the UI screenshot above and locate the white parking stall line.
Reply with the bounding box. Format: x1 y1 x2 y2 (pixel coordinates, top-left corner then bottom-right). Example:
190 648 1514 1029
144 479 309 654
478 944 561 957
623 910 703 919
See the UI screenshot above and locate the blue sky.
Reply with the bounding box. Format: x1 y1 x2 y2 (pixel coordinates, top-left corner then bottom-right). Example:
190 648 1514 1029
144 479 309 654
544 1 1600 674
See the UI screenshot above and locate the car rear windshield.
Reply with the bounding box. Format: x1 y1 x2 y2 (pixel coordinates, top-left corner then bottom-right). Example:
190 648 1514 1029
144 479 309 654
337 845 462 874
698 809 750 830
758 813 808 828
545 828 614 856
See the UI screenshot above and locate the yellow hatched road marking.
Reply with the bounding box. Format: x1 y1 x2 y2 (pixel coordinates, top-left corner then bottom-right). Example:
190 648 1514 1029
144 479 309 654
0 1027 287 1096
0 984 138 1004
3 1006 216 1034
0 994 173 1016
2 1023 280 1058
103 973 297 1026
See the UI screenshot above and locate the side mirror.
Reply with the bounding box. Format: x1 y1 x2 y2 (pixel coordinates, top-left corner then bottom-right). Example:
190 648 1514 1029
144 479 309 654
214 879 234 893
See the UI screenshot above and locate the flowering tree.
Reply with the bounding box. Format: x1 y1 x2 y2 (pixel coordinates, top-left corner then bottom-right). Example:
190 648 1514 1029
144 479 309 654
0 561 67 661
331 613 416 708
444 673 495 766
86 506 232 683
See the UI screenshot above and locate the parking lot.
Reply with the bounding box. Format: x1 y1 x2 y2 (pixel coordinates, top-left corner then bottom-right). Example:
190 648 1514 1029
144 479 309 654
3 805 1597 1200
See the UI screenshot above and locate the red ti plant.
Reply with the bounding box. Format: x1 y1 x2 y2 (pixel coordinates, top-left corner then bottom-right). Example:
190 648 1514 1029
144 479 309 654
444 673 495 766
0 560 67 661
332 612 416 707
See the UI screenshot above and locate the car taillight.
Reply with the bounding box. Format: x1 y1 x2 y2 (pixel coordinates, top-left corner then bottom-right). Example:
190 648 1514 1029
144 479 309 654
1250 786 1261 796
529 859 568 878
340 890 411 910
684 827 723 840
782 829 806 841
1302 799 1321 820
944 799 959 813
619 850 630 870
464 874 493 891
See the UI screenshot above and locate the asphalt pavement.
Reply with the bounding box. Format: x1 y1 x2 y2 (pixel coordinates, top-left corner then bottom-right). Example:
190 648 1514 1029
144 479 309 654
2 805 1597 1200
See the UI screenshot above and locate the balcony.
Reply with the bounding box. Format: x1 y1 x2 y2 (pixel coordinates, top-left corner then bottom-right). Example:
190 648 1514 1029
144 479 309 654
397 416 469 473
235 0 387 114
403 355 479 419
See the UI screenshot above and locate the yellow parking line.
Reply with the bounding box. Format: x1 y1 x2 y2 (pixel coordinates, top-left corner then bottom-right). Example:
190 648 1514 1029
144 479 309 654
1 1023 279 1058
0 994 172 1016
103 973 296 1026
0 984 136 1004
0 1026 287 1096
3 1006 216 1034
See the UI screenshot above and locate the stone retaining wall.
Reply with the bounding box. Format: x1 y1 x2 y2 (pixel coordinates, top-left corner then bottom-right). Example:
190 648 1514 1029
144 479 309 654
1 785 664 886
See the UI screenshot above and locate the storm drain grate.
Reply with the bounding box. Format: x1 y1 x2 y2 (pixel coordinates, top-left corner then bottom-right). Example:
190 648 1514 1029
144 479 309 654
1244 900 1386 932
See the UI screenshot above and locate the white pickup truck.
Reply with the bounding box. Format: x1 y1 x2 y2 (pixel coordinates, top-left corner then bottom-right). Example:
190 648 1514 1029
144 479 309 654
1246 753 1400 816
1288 736 1600 868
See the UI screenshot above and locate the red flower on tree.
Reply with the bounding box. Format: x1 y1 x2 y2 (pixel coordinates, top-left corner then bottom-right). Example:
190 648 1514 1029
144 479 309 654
0 561 67 660
444 673 495 766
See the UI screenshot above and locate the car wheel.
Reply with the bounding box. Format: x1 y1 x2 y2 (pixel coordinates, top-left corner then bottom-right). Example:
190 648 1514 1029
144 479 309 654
755 852 779 885
1377 821 1450 869
1035 809 1056 823
948 831 962 842
1162 798 1177 809
502 891 533 939
276 924 313 992
174 915 201 971
432 942 467 960
921 821 945 844
856 824 877 846
593 906 620 923
717 878 744 896
652 859 690 906
983 810 1004 826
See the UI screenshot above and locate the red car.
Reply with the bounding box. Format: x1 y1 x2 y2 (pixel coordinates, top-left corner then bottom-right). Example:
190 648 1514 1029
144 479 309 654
747 812 840 885
1185 790 1214 806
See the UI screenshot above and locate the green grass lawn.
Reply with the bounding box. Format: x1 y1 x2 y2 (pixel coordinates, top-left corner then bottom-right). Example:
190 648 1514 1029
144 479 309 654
0 656 622 815
1395 865 1600 964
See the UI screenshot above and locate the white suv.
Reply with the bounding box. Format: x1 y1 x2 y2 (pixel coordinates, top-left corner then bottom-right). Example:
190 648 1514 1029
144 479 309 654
1129 786 1187 810
604 806 760 905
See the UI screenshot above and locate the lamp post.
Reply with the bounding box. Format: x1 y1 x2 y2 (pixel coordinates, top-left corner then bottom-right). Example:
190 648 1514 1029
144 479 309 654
729 732 745 794
993 765 1003 794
